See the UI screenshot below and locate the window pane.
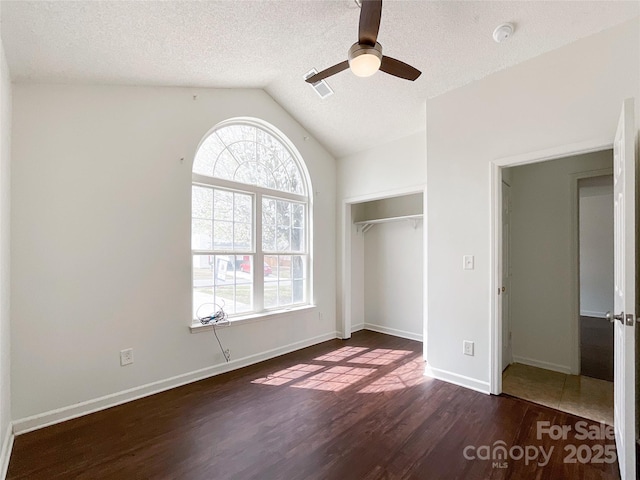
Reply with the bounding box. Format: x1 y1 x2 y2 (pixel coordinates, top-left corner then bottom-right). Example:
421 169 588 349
213 220 233 249
262 225 275 251
193 254 215 288
193 134 226 176
228 141 256 165
193 255 254 318
215 284 235 312
214 190 233 220
262 255 307 309
234 193 252 223
292 256 306 304
277 255 292 306
211 149 237 181
285 158 304 195
234 162 258 185
234 223 251 250
277 226 290 251
291 228 303 252
193 287 214 320
278 283 292 305
198 124 306 195
276 200 291 226
192 186 213 219
259 164 277 190
263 198 276 223
217 125 255 145
278 255 291 279
264 281 278 309
292 204 304 228
264 254 278 308
274 165 290 192
192 219 212 250
292 255 306 280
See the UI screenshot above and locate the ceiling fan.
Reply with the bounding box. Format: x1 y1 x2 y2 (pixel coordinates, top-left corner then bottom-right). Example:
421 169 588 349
305 0 421 84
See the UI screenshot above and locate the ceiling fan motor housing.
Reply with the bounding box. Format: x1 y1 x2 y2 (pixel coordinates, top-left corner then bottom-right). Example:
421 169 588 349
348 42 383 77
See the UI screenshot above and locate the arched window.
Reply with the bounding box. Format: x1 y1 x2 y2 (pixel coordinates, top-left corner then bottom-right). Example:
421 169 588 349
192 120 311 319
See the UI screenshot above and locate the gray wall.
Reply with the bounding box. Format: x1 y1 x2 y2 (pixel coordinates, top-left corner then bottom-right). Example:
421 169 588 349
579 175 613 318
507 151 612 373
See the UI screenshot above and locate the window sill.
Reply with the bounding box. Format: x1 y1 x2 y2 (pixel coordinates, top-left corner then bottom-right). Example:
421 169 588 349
189 304 317 333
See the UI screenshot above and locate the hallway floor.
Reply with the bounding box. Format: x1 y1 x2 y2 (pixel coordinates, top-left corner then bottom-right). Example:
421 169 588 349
503 363 613 425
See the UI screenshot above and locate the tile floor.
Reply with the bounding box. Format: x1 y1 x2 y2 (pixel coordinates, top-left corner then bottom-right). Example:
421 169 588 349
502 363 614 425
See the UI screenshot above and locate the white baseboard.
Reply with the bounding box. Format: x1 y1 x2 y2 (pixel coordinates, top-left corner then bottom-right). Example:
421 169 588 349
424 365 490 395
579 310 607 318
0 423 13 480
512 355 572 375
13 331 340 435
351 322 364 333
363 323 423 342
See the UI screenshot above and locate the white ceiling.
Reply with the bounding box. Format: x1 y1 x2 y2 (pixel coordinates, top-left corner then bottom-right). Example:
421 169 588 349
1 1 639 157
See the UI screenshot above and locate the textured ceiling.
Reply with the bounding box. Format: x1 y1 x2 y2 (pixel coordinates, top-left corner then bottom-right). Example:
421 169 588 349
1 1 639 157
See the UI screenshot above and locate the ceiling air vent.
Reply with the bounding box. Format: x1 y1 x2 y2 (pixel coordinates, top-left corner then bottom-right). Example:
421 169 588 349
304 69 334 99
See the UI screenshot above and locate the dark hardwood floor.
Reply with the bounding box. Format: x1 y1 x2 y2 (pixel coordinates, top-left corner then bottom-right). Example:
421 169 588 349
7 331 620 479
580 315 614 382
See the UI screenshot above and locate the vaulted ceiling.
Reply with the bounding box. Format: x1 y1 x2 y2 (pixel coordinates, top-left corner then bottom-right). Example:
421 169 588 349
2 1 638 157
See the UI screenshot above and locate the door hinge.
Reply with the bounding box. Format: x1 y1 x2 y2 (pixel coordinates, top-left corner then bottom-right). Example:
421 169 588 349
626 314 635 326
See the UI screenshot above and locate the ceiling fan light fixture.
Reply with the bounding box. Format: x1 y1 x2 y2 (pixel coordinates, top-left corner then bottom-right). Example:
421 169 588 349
348 42 382 77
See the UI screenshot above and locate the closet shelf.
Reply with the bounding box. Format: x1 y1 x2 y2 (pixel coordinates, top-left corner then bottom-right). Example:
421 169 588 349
354 214 423 233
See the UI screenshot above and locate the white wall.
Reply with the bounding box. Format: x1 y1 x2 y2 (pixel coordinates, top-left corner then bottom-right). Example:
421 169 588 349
360 193 423 221
336 131 426 339
426 18 639 392
11 85 336 423
507 152 612 373
338 131 427 200
364 221 423 339
0 38 12 467
579 175 614 318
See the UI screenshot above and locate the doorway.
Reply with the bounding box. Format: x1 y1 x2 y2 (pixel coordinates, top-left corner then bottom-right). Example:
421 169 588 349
578 174 615 382
490 100 637 479
341 187 426 353
497 151 614 425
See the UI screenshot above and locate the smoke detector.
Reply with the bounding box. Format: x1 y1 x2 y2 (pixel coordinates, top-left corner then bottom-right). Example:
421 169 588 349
493 23 514 43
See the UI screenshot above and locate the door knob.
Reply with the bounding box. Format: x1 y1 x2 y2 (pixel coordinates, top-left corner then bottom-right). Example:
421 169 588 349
605 311 624 323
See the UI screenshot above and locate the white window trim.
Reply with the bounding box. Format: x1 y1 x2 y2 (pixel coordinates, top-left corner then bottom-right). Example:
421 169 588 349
190 119 312 326
189 304 318 332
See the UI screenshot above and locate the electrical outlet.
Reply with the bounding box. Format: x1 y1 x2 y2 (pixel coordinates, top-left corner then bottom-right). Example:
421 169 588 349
463 341 474 356
120 348 134 366
224 349 231 361
463 255 475 270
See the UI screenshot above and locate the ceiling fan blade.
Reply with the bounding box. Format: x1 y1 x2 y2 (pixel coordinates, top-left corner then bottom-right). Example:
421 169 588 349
305 60 349 83
358 0 382 46
379 56 421 81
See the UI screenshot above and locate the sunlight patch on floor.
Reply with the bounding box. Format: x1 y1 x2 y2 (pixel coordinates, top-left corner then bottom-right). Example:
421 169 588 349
252 363 324 386
347 348 413 366
313 346 369 362
292 366 377 392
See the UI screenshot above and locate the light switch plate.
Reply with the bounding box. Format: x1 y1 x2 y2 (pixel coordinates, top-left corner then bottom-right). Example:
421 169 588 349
463 255 474 270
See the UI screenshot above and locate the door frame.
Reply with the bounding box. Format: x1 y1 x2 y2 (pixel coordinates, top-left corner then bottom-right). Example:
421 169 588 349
341 184 426 353
489 136 613 395
569 167 614 375
501 180 512 370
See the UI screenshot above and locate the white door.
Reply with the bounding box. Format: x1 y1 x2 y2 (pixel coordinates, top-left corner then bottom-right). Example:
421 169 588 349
502 181 512 370
611 98 636 480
